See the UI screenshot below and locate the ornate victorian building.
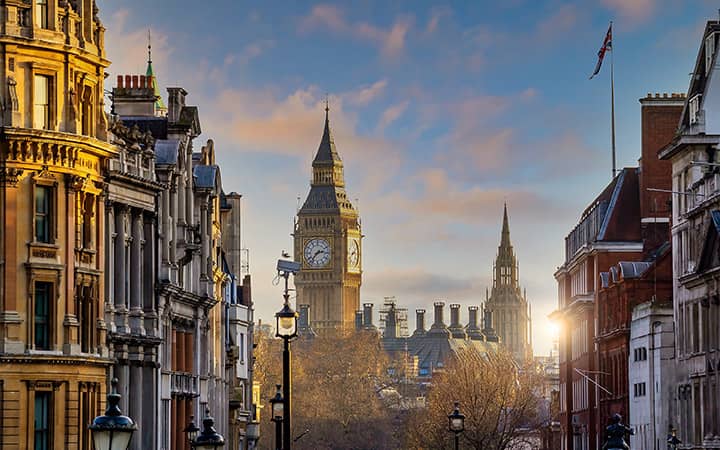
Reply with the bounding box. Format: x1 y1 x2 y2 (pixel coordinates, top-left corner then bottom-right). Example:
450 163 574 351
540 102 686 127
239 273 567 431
294 106 362 331
658 19 720 449
111 73 255 450
0 1 115 448
485 205 532 361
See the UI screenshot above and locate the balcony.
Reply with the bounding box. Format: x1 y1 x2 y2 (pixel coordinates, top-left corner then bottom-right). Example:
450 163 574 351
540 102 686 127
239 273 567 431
171 372 198 397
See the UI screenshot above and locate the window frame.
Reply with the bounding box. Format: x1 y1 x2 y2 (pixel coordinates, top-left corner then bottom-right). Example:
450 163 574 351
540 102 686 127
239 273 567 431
31 178 58 245
31 69 55 131
33 390 52 450
34 0 49 30
33 281 53 351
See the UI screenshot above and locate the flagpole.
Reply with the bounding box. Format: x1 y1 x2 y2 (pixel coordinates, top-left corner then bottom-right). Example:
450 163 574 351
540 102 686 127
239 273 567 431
610 21 616 178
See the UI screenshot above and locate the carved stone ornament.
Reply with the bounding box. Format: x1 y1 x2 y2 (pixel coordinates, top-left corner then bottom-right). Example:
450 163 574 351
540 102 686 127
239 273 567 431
0 168 24 186
109 120 154 151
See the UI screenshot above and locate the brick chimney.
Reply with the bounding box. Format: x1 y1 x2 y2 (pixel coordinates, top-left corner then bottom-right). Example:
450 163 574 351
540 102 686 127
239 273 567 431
638 93 685 252
112 74 156 117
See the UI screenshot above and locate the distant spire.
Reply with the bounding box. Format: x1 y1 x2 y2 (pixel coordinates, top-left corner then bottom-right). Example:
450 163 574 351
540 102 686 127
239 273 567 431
501 203 511 248
145 29 166 113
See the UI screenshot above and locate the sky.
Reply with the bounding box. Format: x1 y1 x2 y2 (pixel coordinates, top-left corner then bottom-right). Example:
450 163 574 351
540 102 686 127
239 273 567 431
97 0 718 356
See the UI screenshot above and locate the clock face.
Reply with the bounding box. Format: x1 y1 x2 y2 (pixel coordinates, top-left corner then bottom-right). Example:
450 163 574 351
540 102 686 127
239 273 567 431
348 239 360 267
304 238 331 268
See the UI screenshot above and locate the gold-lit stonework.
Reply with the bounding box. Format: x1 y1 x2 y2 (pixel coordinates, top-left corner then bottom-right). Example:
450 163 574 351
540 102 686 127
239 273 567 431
294 106 362 331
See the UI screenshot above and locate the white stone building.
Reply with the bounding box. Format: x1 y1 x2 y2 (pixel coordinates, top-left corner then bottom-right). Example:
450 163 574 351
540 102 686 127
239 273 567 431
628 301 675 450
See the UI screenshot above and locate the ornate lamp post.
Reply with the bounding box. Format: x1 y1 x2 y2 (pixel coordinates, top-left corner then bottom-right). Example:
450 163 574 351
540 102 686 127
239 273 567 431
276 259 300 450
89 378 137 450
184 415 200 448
192 407 225 449
448 402 465 450
667 428 681 450
269 385 284 450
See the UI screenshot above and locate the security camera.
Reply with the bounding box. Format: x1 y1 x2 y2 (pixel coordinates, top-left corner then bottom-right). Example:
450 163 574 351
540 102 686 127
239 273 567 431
277 259 301 275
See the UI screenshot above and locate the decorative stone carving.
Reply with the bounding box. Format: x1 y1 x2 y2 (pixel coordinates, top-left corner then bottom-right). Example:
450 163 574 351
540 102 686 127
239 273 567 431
0 168 24 186
109 120 154 150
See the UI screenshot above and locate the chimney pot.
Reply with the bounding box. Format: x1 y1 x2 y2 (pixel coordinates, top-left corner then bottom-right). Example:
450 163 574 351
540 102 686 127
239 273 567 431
363 303 374 328
132 75 139 89
415 309 426 334
139 75 146 88
117 75 123 88
433 301 446 327
125 75 131 88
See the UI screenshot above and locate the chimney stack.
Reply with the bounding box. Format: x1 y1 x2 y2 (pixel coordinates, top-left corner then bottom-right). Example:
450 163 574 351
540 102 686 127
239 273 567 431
448 304 467 339
429 301 450 335
363 303 376 330
466 306 484 341
355 310 363 331
413 309 426 336
113 73 158 117
167 87 188 123
384 304 399 339
483 307 499 343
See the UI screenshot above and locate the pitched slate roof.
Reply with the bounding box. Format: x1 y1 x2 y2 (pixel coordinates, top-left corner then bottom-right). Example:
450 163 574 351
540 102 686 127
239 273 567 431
155 139 181 165
193 165 219 189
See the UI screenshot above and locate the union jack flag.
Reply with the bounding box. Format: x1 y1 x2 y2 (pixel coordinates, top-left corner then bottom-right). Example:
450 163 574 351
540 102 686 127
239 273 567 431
590 23 612 79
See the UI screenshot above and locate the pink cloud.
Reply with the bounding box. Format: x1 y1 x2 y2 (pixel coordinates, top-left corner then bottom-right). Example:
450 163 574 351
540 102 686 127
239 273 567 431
298 4 412 58
346 79 388 106
377 100 410 132
425 7 452 34
602 0 655 22
535 4 579 41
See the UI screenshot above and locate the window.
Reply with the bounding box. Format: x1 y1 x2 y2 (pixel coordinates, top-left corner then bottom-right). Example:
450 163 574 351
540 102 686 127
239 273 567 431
34 391 51 450
634 347 648 361
34 282 52 350
634 382 647 397
33 75 51 129
81 194 94 249
35 0 48 29
34 185 53 243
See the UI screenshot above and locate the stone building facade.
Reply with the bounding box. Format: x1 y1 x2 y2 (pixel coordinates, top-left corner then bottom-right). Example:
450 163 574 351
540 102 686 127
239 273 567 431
658 19 720 449
484 204 532 361
294 106 362 331
111 74 254 449
0 1 115 448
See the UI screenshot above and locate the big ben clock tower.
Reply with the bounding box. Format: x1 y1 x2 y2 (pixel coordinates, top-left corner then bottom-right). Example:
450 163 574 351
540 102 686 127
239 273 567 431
294 104 362 331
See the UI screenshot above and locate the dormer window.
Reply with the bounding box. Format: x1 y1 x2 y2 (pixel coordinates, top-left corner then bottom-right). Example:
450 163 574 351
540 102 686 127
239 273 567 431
689 94 702 125
707 33 717 75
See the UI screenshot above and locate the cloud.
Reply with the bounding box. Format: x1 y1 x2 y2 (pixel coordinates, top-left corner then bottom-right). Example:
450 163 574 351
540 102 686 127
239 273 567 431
364 268 480 300
298 4 412 58
425 7 452 34
535 4 579 41
104 9 172 79
601 0 655 22
346 79 388 106
377 100 410 132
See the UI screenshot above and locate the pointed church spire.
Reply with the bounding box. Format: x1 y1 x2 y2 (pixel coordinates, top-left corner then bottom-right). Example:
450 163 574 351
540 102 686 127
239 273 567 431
501 203 511 248
313 99 342 166
145 29 166 114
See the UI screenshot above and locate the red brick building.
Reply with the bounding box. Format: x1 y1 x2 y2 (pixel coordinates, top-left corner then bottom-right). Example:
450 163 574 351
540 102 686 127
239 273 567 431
552 94 682 450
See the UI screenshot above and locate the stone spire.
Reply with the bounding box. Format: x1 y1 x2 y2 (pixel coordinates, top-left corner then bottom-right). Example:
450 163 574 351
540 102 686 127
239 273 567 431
501 202 511 249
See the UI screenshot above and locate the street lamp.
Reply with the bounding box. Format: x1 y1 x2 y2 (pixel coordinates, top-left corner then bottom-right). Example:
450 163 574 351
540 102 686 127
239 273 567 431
667 427 681 450
276 259 299 450
448 401 465 450
269 385 284 450
184 415 200 448
89 378 137 450
192 407 225 449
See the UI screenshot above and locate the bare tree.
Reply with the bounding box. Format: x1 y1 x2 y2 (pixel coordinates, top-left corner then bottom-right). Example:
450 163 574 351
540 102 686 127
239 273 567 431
255 329 399 450
405 348 543 450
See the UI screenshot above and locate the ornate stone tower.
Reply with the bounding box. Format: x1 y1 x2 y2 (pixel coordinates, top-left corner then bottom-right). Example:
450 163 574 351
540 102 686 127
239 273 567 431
294 105 361 331
485 204 532 361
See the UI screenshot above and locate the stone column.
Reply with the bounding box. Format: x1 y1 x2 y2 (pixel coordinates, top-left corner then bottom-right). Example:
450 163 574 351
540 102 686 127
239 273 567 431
129 361 143 450
105 201 115 324
143 215 157 335
169 178 177 275
0 176 23 353
64 180 78 352
114 206 129 333
200 199 209 294
130 211 144 335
